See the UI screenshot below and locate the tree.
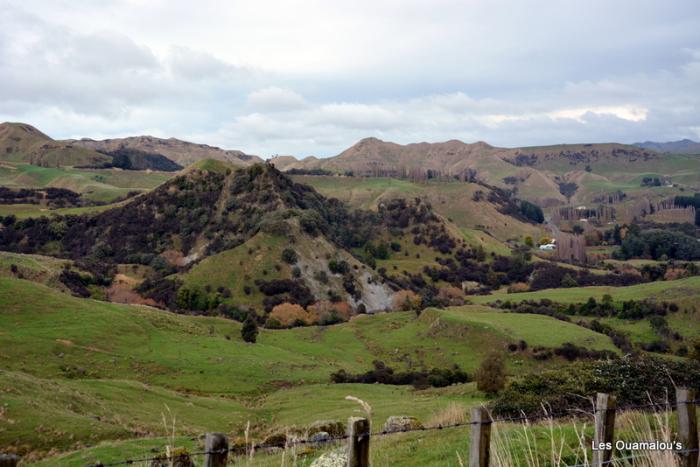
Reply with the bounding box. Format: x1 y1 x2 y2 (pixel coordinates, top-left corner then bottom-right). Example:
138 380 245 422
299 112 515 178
281 248 298 264
241 315 258 343
476 351 506 395
519 200 544 224
561 273 578 288
686 339 700 364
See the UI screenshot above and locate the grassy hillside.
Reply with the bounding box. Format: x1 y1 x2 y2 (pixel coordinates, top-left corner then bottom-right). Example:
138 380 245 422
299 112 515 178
0 251 72 292
293 175 543 244
180 226 391 310
470 275 700 305
0 276 623 459
1 278 617 393
0 162 169 206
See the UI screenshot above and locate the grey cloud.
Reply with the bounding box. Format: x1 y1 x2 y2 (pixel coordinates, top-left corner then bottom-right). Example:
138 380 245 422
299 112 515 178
247 87 307 112
0 0 699 156
166 46 248 81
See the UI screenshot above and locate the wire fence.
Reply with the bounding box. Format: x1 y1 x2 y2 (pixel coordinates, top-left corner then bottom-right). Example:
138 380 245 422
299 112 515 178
81 396 700 467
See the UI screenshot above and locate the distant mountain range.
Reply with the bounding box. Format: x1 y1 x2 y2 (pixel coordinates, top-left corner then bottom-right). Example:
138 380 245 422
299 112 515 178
271 137 656 177
0 122 261 171
271 137 671 206
3 121 699 208
634 139 700 154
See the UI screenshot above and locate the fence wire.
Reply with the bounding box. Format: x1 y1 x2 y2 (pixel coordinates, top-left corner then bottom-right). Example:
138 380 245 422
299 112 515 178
84 398 700 467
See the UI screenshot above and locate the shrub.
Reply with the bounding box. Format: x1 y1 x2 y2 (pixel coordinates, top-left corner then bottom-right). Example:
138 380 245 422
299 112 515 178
314 270 329 284
519 200 544 224
307 300 353 324
475 352 506 395
268 302 314 327
281 248 298 264
436 286 465 306
330 360 469 388
241 315 258 343
328 259 349 274
491 356 700 417
392 290 422 311
560 273 578 288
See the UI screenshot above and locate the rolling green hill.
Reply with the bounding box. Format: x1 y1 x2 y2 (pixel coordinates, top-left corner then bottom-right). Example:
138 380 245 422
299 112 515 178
0 162 170 207
0 276 621 458
470 275 700 305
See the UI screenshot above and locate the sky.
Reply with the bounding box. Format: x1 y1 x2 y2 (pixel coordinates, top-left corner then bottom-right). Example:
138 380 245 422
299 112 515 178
1 0 699 157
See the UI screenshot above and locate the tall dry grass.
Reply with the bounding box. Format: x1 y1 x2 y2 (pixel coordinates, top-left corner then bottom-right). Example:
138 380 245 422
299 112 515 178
489 404 683 467
426 402 469 427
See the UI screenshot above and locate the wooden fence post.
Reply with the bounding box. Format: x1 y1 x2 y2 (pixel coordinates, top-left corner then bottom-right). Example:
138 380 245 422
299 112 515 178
203 432 229 467
0 454 19 467
676 387 698 467
469 406 491 467
592 392 616 467
347 417 370 467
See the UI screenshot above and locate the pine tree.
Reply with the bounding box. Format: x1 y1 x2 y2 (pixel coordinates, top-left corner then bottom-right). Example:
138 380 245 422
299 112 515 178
241 315 258 343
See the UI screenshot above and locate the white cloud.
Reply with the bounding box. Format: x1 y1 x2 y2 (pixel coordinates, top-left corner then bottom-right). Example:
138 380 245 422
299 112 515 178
247 87 306 112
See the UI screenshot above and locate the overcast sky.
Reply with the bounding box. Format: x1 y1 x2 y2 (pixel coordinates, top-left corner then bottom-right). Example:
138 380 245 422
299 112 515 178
1 0 699 157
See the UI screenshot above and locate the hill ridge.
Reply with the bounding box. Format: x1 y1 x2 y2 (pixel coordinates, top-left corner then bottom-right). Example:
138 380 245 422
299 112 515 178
0 122 111 168
70 134 263 167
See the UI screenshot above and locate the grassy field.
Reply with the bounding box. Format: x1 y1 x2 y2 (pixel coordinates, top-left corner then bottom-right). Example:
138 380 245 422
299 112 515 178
0 202 126 219
0 162 170 205
470 276 700 305
468 276 700 352
438 306 617 351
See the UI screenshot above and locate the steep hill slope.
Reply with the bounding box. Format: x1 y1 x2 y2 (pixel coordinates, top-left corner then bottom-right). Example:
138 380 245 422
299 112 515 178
291 175 544 244
71 135 263 167
0 122 111 168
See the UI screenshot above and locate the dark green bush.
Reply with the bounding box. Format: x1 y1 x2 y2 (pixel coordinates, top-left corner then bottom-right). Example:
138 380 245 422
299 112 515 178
491 356 700 417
